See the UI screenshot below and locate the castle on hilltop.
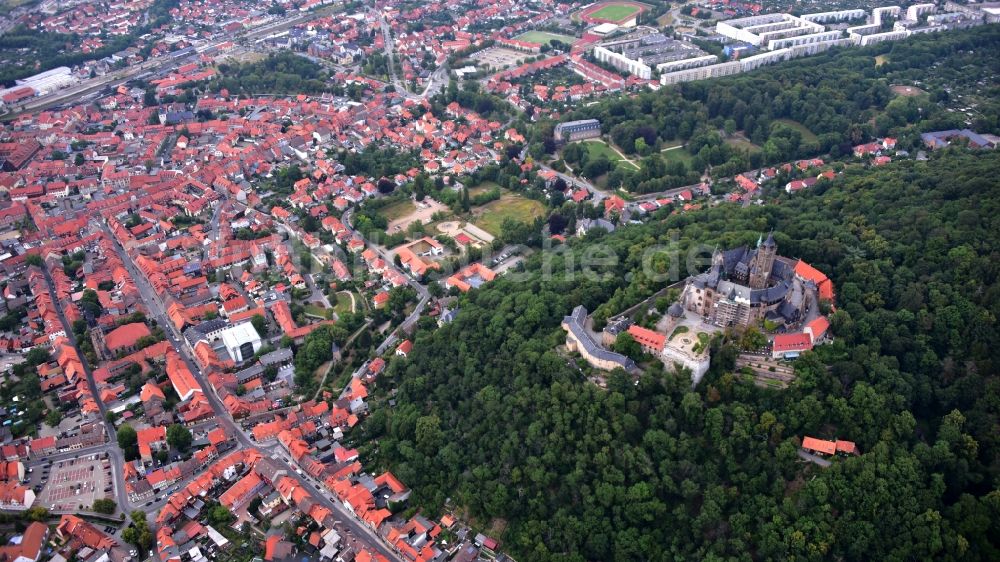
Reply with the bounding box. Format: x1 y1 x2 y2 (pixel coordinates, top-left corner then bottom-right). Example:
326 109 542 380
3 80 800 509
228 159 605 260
678 232 811 328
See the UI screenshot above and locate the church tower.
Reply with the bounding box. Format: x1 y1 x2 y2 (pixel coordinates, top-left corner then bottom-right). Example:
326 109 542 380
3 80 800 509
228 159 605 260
748 232 777 289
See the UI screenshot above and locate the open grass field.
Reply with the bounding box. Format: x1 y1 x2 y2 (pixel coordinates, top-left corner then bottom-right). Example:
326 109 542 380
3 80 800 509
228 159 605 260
378 199 416 222
334 291 356 315
660 146 694 167
725 137 762 154
304 303 332 320
590 4 641 21
582 139 621 161
473 194 546 237
875 55 889 67
772 118 818 143
581 140 640 170
516 30 577 46
468 180 503 197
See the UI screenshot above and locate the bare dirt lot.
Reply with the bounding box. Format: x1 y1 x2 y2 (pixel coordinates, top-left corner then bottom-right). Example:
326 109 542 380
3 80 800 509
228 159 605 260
471 47 532 71
386 198 449 234
891 85 927 97
436 221 495 244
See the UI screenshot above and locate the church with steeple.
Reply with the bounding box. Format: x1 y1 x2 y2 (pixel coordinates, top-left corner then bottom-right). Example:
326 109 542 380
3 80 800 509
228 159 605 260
676 232 809 328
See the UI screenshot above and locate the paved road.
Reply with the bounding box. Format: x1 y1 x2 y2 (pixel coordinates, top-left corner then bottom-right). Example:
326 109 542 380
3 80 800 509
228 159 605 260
545 163 610 202
334 207 434 355
101 220 403 561
519 142 610 203
797 449 832 467
343 208 431 308
374 293 429 356
38 267 131 514
630 183 706 202
25 443 115 467
372 9 406 94
367 10 448 100
420 64 450 99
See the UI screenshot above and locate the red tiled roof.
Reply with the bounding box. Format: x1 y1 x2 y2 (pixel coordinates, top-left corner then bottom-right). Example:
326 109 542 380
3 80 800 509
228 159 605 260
219 471 262 508
835 440 857 454
166 350 202 400
805 316 830 342
104 322 151 352
773 333 813 354
801 436 836 455
626 325 665 352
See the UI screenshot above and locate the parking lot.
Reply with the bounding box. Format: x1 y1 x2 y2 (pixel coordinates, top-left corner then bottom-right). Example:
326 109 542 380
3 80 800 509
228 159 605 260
36 454 113 511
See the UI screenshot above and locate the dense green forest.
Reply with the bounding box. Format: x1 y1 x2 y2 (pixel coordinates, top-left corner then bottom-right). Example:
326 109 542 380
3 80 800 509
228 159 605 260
544 26 1000 193
360 149 1000 561
212 52 330 96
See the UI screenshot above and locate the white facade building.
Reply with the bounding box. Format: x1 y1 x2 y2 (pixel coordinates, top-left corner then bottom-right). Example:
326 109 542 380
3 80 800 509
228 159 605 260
218 323 263 363
593 46 652 79
801 9 866 23
906 3 936 21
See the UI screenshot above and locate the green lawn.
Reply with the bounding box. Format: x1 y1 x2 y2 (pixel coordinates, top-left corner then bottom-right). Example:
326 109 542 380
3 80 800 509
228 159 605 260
582 140 620 161
334 291 356 315
304 303 332 320
660 147 693 167
468 181 502 197
474 194 546 237
725 137 762 154
378 199 416 222
516 30 577 46
590 4 641 22
772 119 818 143
580 140 640 170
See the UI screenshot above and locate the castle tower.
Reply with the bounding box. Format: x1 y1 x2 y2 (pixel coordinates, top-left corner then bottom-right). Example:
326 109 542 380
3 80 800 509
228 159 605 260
749 231 777 289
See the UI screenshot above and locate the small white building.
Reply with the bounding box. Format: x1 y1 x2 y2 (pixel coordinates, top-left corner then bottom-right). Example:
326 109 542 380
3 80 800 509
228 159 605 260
218 323 262 363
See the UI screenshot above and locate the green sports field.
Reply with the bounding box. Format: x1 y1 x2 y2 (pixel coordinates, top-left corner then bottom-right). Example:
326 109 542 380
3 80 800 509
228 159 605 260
590 4 641 21
516 31 577 46
473 194 546 237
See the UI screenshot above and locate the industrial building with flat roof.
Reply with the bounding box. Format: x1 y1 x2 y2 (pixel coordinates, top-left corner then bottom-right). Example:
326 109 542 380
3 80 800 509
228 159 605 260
13 67 77 96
